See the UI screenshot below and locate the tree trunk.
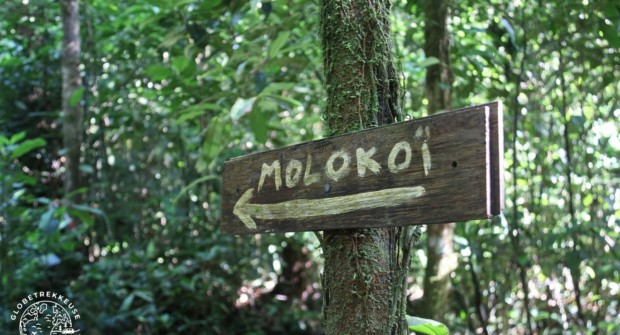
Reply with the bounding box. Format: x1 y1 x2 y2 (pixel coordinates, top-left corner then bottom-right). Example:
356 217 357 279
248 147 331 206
61 0 82 199
320 1 418 334
420 0 456 320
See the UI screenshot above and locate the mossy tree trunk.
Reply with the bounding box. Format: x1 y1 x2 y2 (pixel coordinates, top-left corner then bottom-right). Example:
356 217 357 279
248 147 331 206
420 0 456 320
61 0 82 200
320 1 419 334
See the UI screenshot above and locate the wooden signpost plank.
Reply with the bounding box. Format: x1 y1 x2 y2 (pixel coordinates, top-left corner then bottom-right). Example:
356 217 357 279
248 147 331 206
221 102 504 234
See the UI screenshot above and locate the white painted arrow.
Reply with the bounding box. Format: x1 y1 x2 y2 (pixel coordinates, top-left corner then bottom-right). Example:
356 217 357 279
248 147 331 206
233 186 426 229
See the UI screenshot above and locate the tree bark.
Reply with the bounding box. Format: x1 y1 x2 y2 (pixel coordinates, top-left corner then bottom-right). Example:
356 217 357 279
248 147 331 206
320 1 417 334
61 0 82 199
420 0 457 320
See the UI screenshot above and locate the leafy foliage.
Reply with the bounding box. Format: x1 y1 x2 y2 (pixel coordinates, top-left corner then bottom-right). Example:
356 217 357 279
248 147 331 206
407 315 449 335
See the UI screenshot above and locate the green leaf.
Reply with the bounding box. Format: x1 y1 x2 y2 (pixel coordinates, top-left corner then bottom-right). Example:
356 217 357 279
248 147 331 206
15 101 27 111
9 138 47 160
67 208 94 226
79 164 95 174
134 290 154 303
70 203 105 216
172 56 190 73
174 103 223 125
202 115 231 166
11 189 26 202
9 132 26 144
69 87 85 107
419 57 440 67
230 97 256 121
147 241 156 258
39 207 56 231
249 110 268 143
58 212 72 229
601 24 620 48
261 82 297 94
144 64 173 81
175 109 207 124
200 0 222 10
263 94 302 108
407 315 449 335
269 31 290 58
120 293 135 312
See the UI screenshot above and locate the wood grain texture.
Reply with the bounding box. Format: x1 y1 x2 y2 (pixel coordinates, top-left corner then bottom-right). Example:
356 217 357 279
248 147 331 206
443 101 504 215
221 103 504 234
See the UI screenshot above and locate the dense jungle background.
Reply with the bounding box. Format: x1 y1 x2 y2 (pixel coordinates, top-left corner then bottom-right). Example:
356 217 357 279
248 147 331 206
0 0 618 334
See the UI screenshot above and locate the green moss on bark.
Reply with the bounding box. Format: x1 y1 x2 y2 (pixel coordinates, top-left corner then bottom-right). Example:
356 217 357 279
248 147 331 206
319 1 417 334
320 0 401 137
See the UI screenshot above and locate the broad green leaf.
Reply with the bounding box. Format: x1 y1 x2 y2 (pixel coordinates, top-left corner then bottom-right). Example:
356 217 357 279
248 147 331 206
39 207 55 231
601 24 620 48
269 31 290 59
70 203 105 216
230 97 256 121
134 290 154 303
140 13 165 31
172 56 190 73
419 57 440 67
189 102 223 112
407 315 449 335
11 189 26 202
175 103 224 125
263 94 302 108
69 87 85 107
9 131 26 144
0 56 21 67
202 115 231 166
36 197 52 205
144 64 173 81
120 293 135 312
175 109 207 124
65 187 89 199
59 212 72 230
249 110 268 143
200 0 221 10
9 138 47 160
256 99 279 112
67 209 95 226
582 193 593 207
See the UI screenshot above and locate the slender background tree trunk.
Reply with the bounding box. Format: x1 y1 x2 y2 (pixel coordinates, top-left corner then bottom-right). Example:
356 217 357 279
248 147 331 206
320 1 419 334
420 0 457 320
61 0 82 199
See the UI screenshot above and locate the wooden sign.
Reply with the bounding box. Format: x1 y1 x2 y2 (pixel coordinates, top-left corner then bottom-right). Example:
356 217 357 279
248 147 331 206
221 102 504 234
